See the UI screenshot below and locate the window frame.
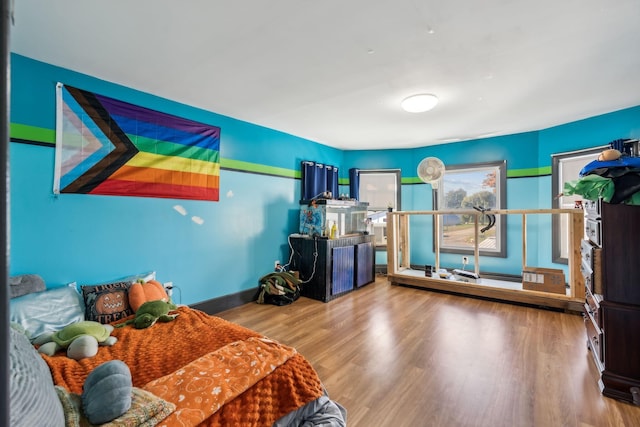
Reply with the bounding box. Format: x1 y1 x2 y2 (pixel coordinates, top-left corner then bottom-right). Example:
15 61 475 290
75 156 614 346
435 160 507 258
551 146 604 263
358 169 401 247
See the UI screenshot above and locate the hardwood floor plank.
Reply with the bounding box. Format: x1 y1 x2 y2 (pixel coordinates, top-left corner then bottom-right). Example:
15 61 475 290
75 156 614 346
217 276 640 426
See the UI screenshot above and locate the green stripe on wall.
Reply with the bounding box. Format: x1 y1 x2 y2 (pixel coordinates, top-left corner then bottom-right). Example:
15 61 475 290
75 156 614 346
507 166 551 177
11 123 301 180
11 123 55 145
220 158 300 179
10 123 552 180
402 177 423 184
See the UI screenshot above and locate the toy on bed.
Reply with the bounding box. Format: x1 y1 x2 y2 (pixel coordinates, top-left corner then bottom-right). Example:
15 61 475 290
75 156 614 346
115 279 178 329
81 360 133 424
127 279 170 312
9 273 348 426
9 273 45 298
34 321 117 360
52 359 178 426
115 300 179 329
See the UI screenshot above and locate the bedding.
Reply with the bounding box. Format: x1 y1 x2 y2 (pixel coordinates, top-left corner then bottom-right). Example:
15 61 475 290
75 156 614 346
39 306 346 426
9 276 345 426
10 326 65 427
10 271 157 339
55 386 176 427
10 284 85 340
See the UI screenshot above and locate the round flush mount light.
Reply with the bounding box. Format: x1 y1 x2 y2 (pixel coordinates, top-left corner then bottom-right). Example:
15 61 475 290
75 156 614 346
401 93 439 113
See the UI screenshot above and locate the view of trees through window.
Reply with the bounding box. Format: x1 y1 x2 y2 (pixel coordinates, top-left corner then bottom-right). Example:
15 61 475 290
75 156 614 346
438 163 504 255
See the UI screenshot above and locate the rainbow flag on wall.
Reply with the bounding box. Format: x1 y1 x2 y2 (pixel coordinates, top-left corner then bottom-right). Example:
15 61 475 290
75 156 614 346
54 83 220 201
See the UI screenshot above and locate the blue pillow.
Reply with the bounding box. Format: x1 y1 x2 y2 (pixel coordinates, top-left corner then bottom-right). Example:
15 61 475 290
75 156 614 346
10 284 85 340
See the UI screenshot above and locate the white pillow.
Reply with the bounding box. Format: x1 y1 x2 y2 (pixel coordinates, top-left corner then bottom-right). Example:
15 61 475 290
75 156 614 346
117 271 156 284
10 284 85 341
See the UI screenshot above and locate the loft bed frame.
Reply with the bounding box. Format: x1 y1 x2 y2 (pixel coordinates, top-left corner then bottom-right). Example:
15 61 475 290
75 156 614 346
386 208 585 312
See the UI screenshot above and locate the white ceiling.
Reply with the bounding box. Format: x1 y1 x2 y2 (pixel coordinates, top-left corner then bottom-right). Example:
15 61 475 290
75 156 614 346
10 0 640 151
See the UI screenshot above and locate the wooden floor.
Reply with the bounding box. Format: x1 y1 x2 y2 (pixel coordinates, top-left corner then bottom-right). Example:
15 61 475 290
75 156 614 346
217 276 640 427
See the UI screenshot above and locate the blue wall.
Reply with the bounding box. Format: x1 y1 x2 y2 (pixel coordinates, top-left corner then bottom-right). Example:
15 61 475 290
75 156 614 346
9 54 343 305
343 109 640 275
9 53 640 303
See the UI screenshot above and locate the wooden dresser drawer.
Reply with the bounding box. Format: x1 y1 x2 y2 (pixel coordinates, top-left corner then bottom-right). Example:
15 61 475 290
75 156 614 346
580 239 595 268
583 198 602 218
585 219 602 247
580 260 593 286
585 290 601 328
585 308 604 366
580 239 603 295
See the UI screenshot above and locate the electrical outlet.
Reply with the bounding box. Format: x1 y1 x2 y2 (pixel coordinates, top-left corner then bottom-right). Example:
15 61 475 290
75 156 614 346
163 282 174 297
462 256 469 264
274 260 280 269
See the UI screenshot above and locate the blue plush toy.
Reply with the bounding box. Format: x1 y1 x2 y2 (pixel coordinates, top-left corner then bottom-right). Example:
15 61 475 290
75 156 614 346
82 360 133 424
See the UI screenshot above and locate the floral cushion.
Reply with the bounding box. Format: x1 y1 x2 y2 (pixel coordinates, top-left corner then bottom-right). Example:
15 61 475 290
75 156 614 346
55 386 175 427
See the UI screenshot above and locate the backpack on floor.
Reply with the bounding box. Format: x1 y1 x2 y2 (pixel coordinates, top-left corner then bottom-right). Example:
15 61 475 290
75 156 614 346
255 272 301 306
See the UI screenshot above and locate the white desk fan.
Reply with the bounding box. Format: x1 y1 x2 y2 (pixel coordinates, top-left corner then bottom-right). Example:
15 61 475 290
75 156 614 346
417 157 445 208
417 157 445 273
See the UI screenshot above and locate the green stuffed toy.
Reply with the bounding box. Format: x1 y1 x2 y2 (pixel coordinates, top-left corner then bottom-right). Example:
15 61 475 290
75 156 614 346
35 321 118 360
115 300 179 329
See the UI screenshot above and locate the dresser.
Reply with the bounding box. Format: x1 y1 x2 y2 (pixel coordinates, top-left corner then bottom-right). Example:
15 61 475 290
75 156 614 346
582 200 640 404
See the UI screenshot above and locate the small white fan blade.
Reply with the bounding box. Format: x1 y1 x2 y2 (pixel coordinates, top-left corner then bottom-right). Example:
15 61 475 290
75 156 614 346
417 157 445 185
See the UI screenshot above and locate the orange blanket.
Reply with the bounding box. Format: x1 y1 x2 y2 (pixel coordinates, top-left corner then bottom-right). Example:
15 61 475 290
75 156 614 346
145 337 297 427
42 306 324 426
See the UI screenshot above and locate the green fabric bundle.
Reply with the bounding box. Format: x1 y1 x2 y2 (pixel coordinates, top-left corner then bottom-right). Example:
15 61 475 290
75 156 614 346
563 175 615 202
256 272 301 306
563 174 640 205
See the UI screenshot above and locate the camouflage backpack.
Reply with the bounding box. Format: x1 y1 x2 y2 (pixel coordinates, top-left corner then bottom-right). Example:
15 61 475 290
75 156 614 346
255 272 301 306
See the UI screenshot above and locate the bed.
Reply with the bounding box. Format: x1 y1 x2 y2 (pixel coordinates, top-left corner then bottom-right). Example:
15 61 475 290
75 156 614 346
9 274 346 427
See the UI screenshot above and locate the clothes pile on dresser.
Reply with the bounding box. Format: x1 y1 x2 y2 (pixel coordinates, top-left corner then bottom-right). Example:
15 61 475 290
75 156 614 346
562 139 640 204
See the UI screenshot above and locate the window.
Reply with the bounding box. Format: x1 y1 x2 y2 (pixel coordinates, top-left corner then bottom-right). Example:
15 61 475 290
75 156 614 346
437 161 506 257
358 169 401 247
551 147 603 263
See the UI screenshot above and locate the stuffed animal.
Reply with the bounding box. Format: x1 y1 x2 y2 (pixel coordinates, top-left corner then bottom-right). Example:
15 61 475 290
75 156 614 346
82 360 132 424
35 321 117 360
127 279 169 312
9 274 45 298
115 300 178 329
54 360 134 425
598 148 621 161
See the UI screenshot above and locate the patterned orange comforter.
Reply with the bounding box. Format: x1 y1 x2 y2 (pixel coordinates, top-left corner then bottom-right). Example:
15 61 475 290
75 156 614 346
42 306 324 426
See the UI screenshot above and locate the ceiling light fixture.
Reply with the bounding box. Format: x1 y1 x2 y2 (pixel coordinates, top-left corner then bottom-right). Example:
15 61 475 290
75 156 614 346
401 93 439 113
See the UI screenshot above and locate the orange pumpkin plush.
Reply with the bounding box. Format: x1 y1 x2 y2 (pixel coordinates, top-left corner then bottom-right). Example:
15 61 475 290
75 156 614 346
128 280 169 312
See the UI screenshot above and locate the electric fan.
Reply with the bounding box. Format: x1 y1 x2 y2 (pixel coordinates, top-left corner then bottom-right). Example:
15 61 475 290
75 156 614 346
417 157 445 274
417 157 445 207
